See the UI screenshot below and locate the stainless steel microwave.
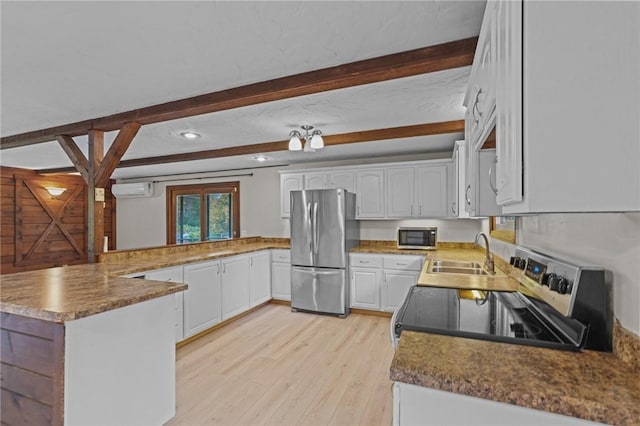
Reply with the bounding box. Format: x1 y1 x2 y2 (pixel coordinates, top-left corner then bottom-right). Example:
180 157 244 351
397 227 437 250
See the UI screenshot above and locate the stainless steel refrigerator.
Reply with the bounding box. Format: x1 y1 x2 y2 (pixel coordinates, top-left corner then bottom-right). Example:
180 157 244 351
290 189 359 317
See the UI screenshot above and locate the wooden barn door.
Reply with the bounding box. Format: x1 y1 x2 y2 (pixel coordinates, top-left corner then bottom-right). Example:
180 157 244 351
14 177 87 267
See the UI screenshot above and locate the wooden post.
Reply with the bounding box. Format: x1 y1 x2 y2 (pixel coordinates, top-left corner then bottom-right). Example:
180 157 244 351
87 130 104 263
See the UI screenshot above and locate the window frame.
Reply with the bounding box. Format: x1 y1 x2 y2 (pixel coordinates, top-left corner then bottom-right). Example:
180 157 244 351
166 181 240 245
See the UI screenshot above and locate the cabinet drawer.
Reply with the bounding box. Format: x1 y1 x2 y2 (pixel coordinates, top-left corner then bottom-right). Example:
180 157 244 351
271 249 290 263
350 254 382 268
383 255 424 271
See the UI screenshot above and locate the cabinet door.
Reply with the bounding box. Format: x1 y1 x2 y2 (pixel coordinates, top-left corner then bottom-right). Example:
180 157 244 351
350 267 381 310
356 169 385 218
271 261 291 300
382 270 418 312
183 261 221 338
386 167 415 218
145 266 185 342
475 149 502 217
416 164 448 218
280 173 303 218
221 256 251 320
330 170 355 193
495 0 523 206
250 251 271 307
304 172 328 190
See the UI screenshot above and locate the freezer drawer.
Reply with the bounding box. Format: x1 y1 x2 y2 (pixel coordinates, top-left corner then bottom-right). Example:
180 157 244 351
291 266 348 316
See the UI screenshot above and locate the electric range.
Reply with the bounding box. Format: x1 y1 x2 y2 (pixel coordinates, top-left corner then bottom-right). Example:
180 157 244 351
392 246 613 352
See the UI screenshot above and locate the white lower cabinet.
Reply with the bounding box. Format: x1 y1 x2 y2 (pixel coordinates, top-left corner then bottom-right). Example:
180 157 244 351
221 255 251 320
249 251 271 307
393 382 597 425
382 255 423 312
183 261 221 339
351 267 382 310
271 249 291 300
349 254 423 312
144 266 185 343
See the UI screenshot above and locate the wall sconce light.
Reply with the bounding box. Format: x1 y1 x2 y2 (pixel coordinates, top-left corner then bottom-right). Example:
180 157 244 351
288 125 324 152
45 187 67 197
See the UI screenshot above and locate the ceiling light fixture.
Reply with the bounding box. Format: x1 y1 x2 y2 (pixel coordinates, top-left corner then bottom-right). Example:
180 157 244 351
288 125 324 152
179 131 200 140
252 155 270 162
45 187 66 197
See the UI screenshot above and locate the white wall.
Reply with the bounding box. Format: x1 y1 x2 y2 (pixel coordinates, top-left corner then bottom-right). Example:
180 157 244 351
489 213 640 335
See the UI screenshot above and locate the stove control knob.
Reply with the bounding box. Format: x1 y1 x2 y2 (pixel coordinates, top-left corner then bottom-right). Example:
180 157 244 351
541 273 555 286
549 275 562 292
516 258 527 269
558 278 572 295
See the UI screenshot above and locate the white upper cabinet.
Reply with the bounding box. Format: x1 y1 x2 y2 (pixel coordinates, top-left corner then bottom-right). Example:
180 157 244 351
385 163 451 218
494 0 522 206
386 167 415 218
466 148 502 217
304 172 329 190
478 0 640 213
356 169 385 219
281 159 457 220
416 164 449 218
329 170 355 193
280 173 303 218
464 1 497 150
452 141 470 218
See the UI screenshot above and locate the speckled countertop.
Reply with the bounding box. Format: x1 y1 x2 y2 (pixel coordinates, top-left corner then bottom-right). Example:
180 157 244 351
0 237 289 323
391 331 640 425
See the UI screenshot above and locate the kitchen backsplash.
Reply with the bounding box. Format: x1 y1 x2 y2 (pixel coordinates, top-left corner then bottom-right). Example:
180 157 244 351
489 212 640 337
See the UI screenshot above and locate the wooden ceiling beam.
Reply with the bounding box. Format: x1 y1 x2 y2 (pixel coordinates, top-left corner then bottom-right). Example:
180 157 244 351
38 120 464 174
1 37 477 149
93 122 141 187
55 135 89 183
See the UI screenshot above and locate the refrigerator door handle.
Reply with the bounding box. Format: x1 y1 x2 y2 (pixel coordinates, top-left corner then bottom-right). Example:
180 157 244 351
313 201 319 254
307 202 313 254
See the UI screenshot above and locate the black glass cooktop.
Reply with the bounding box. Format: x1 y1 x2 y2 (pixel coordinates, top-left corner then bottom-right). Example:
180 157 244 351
394 286 588 351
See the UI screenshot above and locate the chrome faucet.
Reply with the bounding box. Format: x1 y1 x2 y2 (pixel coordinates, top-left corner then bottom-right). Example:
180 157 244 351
475 232 495 275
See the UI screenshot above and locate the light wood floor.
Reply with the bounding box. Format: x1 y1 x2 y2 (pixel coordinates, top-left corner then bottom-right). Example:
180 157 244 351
166 303 395 426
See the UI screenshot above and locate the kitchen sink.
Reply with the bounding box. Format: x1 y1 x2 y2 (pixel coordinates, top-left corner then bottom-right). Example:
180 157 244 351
429 266 488 275
431 260 483 269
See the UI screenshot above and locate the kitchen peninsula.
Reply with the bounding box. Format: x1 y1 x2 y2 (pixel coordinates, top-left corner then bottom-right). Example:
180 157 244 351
0 264 186 426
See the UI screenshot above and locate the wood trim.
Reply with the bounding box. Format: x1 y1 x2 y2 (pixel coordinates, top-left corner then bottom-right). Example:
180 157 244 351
93 122 141 187
56 135 89 183
166 182 241 244
40 120 465 174
269 299 291 306
1 37 477 149
350 308 393 318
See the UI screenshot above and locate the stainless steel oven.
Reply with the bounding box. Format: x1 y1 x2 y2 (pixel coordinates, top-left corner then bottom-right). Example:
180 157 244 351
391 246 613 352
397 227 437 250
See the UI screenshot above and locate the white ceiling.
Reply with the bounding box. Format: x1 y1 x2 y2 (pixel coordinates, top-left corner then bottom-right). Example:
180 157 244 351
0 1 485 179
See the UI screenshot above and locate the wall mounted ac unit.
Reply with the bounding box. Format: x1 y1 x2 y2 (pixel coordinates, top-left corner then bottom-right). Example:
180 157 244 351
111 182 154 198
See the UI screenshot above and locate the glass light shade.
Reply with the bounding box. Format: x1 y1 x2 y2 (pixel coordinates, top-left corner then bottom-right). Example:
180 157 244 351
45 187 66 196
310 132 324 149
288 132 302 151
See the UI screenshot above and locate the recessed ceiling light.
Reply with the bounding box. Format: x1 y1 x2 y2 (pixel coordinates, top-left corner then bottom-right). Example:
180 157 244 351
252 155 270 162
179 131 200 140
